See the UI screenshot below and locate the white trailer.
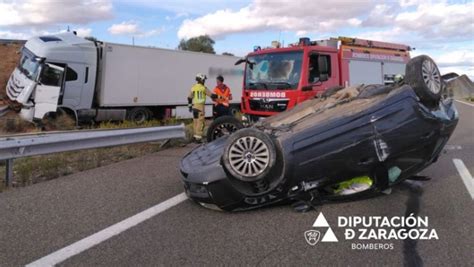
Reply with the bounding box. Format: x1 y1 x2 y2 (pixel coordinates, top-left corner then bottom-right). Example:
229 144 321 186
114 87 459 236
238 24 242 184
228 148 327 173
6 33 243 123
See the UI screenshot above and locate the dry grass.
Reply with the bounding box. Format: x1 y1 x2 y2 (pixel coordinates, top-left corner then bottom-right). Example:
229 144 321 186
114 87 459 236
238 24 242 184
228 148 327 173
0 117 38 135
0 112 78 135
0 144 164 190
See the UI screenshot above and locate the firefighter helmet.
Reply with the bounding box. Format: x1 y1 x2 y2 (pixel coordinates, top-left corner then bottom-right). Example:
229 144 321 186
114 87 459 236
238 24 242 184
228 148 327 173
196 73 207 82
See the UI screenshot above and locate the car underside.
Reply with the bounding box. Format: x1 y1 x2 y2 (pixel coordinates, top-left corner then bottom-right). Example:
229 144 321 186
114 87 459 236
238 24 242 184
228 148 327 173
180 55 459 212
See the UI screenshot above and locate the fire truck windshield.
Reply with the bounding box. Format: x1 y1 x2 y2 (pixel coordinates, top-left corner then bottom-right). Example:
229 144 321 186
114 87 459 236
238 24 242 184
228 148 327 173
245 51 303 90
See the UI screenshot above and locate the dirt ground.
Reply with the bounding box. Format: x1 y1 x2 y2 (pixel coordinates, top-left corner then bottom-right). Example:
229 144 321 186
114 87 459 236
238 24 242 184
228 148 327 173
0 43 22 102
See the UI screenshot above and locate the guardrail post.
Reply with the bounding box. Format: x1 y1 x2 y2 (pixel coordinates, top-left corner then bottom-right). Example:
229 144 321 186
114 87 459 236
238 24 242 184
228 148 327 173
5 159 13 187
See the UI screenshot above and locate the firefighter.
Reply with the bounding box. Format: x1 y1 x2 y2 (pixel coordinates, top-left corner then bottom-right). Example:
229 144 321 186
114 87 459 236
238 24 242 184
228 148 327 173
212 75 233 118
187 73 214 142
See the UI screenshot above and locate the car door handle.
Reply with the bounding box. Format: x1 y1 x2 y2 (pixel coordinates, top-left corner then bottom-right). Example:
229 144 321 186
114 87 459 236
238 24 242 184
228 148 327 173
358 157 375 165
421 131 435 139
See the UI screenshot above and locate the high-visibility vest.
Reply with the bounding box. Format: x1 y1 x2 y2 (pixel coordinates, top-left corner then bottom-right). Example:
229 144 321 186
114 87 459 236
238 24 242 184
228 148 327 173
213 86 231 107
191 83 207 104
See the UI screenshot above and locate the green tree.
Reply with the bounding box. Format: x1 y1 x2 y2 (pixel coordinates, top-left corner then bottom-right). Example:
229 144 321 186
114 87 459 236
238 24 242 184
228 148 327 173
178 35 215 54
222 52 234 56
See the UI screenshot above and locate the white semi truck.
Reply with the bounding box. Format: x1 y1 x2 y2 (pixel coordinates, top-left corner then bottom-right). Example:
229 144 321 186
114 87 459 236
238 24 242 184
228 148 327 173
5 33 243 123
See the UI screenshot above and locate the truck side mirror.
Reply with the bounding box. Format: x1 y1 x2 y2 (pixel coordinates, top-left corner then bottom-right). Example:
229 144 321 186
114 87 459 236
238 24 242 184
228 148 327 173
235 58 246 65
235 58 255 70
38 65 50 84
318 56 328 74
319 73 329 82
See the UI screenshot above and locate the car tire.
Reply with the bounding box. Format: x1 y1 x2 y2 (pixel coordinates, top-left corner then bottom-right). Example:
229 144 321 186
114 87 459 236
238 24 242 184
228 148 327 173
206 115 244 142
127 107 152 123
222 128 276 182
404 55 442 107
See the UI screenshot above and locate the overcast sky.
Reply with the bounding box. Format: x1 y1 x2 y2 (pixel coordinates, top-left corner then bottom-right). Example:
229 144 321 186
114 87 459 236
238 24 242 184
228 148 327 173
0 0 472 78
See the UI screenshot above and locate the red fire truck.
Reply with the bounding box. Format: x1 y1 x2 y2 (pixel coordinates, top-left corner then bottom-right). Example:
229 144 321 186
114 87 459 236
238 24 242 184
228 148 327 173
239 37 411 121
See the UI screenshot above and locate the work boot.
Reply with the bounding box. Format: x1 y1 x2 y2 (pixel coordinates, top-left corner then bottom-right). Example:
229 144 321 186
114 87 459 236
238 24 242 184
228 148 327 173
193 135 203 143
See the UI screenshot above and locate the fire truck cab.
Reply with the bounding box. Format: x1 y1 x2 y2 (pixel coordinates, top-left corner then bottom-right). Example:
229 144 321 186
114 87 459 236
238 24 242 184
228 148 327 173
240 37 411 120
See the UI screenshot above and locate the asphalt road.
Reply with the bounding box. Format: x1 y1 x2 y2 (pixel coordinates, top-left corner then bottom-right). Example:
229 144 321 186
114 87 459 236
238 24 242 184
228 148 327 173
0 101 473 266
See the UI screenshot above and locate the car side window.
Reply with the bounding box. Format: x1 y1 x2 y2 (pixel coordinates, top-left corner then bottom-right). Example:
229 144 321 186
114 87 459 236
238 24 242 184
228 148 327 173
308 54 331 83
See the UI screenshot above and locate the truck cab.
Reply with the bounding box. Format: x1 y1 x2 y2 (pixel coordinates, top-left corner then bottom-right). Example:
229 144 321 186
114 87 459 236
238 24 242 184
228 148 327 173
240 37 410 121
6 33 97 122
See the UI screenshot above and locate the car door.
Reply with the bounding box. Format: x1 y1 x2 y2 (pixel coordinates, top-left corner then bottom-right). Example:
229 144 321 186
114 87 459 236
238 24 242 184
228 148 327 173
34 63 65 120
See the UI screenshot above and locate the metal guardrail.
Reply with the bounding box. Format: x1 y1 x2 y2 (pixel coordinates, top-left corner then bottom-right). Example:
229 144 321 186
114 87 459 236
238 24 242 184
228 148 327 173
1 124 186 186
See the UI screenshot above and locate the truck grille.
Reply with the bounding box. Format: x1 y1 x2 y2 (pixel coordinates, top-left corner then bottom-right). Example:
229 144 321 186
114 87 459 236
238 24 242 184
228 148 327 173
249 99 289 112
6 78 24 100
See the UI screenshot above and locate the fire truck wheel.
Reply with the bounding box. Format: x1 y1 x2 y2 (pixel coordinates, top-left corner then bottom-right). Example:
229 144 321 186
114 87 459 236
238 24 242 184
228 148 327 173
222 128 276 182
405 55 442 107
206 115 244 142
229 106 240 116
127 107 152 123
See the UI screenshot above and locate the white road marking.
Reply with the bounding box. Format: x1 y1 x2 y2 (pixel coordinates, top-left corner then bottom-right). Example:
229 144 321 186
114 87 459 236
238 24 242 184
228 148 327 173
26 193 188 267
444 145 462 150
453 159 474 200
455 100 474 107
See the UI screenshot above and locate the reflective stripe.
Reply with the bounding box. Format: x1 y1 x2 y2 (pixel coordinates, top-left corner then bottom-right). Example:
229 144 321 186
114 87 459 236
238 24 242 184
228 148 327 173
191 84 206 104
213 86 231 107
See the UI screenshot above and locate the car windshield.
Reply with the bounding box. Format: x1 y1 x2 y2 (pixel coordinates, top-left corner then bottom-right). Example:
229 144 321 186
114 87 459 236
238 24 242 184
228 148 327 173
18 48 41 80
245 51 303 90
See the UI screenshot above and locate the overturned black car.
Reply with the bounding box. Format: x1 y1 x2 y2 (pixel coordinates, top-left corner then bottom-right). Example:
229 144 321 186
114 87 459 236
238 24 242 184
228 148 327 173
180 55 459 211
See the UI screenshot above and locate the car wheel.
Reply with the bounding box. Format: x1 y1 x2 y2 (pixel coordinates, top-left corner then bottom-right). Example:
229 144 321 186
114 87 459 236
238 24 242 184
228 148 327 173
222 128 276 182
127 107 151 123
405 55 442 107
206 115 244 142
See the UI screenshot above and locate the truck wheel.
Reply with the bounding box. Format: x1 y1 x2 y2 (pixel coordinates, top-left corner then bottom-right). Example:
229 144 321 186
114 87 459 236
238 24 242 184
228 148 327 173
405 55 442 107
127 107 151 123
43 108 77 130
206 115 244 142
222 128 276 182
229 106 240 116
